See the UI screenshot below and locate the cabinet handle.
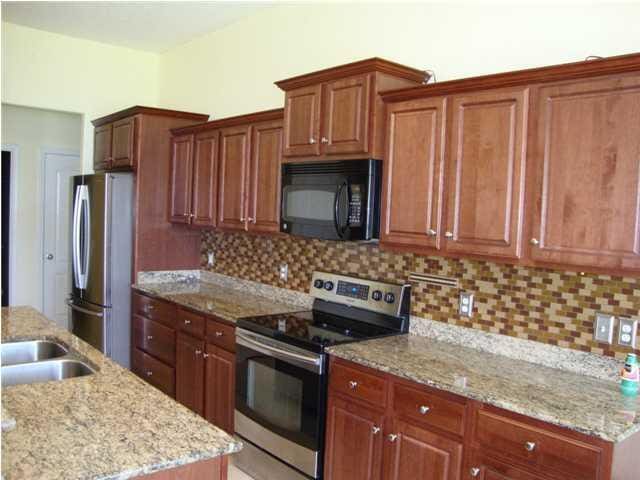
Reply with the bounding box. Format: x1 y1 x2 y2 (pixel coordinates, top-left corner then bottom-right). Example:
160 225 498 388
247 217 255 223
321 136 329 144
427 228 437 237
184 319 191 325
387 433 398 442
195 349 202 356
146 335 153 340
189 213 195 218
470 467 480 477
530 238 540 246
525 441 536 451
146 371 153 377
348 380 358 389
215 331 224 337
203 353 210 359
371 426 380 435
144 305 154 312
419 405 430 415
309 138 316 144
240 216 246 222
444 231 454 239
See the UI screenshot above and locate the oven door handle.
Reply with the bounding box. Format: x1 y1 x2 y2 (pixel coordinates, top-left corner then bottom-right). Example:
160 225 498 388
236 330 323 373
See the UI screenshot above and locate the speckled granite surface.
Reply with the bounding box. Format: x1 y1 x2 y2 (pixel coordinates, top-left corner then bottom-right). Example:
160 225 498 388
1 307 242 480
132 273 309 323
1 405 16 432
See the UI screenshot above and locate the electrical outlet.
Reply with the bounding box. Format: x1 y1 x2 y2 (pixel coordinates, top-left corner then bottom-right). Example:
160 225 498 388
594 313 616 344
618 317 638 348
279 263 288 282
207 251 215 267
459 292 474 318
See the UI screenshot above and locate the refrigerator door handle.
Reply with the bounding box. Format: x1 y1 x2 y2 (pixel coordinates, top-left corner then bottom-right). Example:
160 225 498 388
76 185 90 290
66 299 104 317
72 186 82 289
81 186 91 289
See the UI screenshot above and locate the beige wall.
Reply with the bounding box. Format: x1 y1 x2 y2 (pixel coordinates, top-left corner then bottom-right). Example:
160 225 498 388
1 22 160 172
1 104 82 308
158 3 640 119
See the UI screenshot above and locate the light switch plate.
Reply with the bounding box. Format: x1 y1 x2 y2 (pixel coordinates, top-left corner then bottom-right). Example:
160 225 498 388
279 263 288 282
459 292 474 318
618 317 638 348
207 251 215 267
594 313 616 344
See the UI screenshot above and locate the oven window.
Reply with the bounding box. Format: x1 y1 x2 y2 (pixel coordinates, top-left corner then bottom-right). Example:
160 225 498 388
246 359 303 431
282 185 335 221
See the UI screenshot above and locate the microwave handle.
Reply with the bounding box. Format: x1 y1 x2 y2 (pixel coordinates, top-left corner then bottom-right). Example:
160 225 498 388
333 181 350 239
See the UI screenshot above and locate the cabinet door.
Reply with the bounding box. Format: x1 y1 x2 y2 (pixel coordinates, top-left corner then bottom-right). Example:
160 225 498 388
384 419 463 480
444 88 528 259
283 84 322 157
529 74 640 272
93 124 112 171
169 134 194 224
247 120 283 233
465 450 547 480
176 332 205 415
381 97 446 250
192 130 219 227
324 394 385 480
323 74 371 155
111 117 137 169
204 344 235 434
218 125 250 230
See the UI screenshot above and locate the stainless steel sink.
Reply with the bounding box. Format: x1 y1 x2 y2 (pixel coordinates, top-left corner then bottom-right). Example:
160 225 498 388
1 340 68 366
1 359 95 387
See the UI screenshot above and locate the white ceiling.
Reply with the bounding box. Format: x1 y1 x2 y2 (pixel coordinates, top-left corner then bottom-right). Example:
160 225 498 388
1 1 275 53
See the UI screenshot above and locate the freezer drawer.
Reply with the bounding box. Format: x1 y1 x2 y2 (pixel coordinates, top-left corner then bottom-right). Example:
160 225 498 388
69 298 108 353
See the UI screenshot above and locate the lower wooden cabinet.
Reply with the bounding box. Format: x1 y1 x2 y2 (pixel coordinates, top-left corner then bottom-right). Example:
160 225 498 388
464 450 547 480
204 344 235 434
176 332 205 415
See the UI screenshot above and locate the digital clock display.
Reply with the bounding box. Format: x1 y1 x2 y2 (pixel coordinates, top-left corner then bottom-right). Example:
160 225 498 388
337 281 369 300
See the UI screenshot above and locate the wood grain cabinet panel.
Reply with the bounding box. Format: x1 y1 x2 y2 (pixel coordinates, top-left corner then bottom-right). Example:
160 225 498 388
383 419 463 480
283 84 322 157
465 449 548 480
323 74 371 155
529 74 640 272
93 124 112 171
111 117 137 169
169 134 194 224
324 394 385 480
191 130 219 227
218 125 251 230
247 120 283 233
444 88 528 259
132 348 175 398
204 344 235 434
176 332 205 415
132 315 176 366
381 97 446 250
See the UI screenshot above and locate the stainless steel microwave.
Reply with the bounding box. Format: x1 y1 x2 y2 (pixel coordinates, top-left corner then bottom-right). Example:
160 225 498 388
280 159 382 241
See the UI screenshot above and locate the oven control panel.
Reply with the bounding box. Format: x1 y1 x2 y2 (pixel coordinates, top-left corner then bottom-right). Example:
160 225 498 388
311 271 410 317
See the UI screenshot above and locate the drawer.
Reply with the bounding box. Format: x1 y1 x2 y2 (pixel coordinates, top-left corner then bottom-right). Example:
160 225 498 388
474 409 602 480
177 308 206 338
393 383 466 436
206 318 235 352
132 292 176 328
133 314 176 365
132 348 175 397
330 360 387 407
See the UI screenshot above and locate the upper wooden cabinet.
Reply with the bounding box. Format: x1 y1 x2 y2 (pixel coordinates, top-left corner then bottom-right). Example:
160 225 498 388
218 124 251 230
276 58 427 160
528 74 640 272
92 115 137 170
93 124 113 171
169 134 195 224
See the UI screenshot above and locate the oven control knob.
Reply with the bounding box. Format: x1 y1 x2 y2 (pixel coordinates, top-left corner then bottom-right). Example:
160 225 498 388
314 279 324 289
324 281 334 291
384 292 396 304
372 290 383 301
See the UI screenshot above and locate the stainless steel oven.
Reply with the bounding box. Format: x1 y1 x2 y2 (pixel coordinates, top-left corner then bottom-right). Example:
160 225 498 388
280 159 382 241
235 328 327 480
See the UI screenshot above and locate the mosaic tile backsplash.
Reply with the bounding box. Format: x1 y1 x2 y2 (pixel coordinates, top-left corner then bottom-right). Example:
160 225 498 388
201 231 640 360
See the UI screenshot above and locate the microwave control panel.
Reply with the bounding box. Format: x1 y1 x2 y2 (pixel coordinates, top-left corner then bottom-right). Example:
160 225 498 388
348 185 363 226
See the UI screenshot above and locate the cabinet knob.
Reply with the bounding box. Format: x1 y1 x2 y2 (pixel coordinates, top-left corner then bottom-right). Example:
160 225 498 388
309 138 316 144
146 335 153 340
146 371 153 377
387 433 398 442
195 349 202 356
427 229 437 237
247 217 255 223
525 441 536 452
372 426 380 435
321 136 329 144
189 213 195 218
470 467 480 477
348 380 358 390
240 216 246 222
444 231 454 239
203 353 210 359
215 331 224 337
530 238 540 246
419 405 430 415
184 319 191 325
144 305 154 312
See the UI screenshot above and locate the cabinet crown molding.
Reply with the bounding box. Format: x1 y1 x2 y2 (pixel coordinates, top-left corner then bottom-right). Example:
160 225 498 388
275 57 427 91
381 52 640 102
92 106 209 126
170 108 284 135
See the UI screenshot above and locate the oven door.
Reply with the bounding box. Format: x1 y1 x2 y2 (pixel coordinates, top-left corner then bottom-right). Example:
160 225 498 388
235 329 326 478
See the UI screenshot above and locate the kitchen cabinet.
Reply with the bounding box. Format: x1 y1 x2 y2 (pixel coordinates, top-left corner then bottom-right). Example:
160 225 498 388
92 116 137 170
276 58 427 160
176 331 205 415
169 134 194 224
218 124 251 230
465 450 547 480
93 124 112 171
204 344 235 434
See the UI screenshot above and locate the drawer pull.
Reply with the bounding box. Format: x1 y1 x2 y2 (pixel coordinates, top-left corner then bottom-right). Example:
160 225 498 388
184 319 192 325
387 433 398 442
195 349 202 356
146 335 153 340
215 331 224 337
525 441 536 452
203 353 210 359
348 380 358 389
470 467 480 477
372 426 380 435
419 405 430 415
146 371 153 377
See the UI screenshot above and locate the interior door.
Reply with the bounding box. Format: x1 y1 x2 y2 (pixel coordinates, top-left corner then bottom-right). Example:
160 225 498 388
283 84 322 157
218 125 250 230
43 151 80 328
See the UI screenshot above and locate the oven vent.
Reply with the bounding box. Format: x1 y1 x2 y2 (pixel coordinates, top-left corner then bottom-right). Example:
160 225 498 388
408 272 459 288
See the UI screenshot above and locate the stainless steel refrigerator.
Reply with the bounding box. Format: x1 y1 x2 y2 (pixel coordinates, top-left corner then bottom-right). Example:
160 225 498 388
68 172 133 368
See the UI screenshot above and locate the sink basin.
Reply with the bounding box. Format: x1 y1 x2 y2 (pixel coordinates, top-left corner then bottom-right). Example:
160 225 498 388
1 340 68 366
1 359 94 387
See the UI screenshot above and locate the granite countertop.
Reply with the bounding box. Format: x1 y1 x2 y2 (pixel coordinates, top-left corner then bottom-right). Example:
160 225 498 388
132 280 304 322
326 334 640 443
1 306 242 480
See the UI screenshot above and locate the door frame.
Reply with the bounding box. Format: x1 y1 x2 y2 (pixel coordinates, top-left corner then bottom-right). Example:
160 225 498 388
39 147 81 311
1 144 19 306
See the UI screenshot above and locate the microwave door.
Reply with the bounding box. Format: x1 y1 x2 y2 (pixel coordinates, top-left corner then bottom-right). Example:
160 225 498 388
333 181 351 240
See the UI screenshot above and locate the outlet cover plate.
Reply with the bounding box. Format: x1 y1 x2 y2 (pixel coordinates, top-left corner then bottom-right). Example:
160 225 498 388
459 292 474 318
594 313 616 344
279 263 288 282
618 317 638 348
